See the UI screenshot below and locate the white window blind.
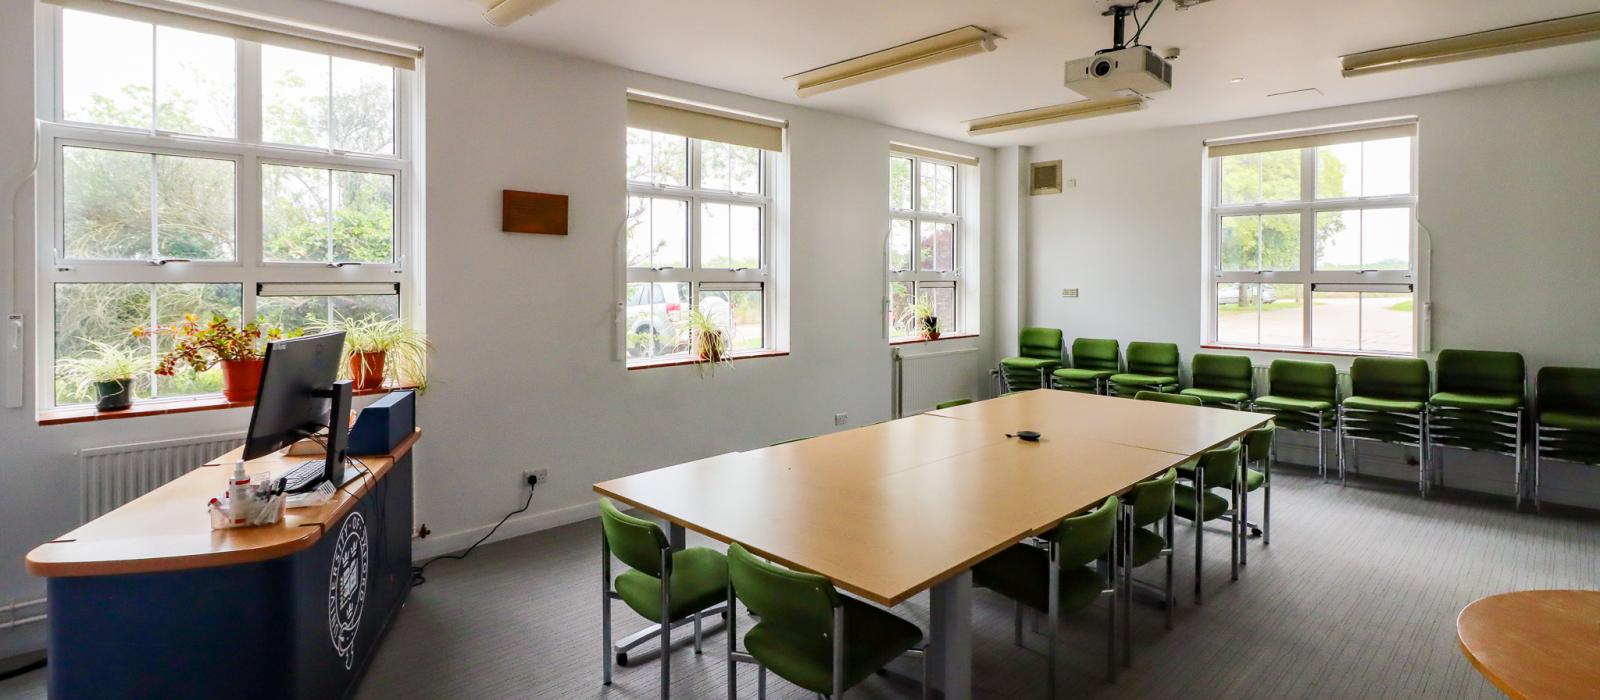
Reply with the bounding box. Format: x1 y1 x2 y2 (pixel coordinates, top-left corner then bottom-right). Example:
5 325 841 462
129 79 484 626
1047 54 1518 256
626 90 786 153
1205 118 1417 159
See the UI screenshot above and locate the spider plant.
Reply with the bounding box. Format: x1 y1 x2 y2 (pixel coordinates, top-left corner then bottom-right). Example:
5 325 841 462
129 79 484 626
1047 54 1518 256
311 314 433 391
682 307 731 375
899 300 939 339
57 340 147 410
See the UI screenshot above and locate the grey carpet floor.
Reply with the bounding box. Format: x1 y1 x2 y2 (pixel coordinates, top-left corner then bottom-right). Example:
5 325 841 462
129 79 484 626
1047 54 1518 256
4 467 1596 699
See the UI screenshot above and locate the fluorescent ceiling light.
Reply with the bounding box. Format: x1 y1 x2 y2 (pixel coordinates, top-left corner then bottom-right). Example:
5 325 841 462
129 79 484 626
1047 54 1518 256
966 96 1145 136
1341 12 1600 77
787 26 999 97
483 0 559 27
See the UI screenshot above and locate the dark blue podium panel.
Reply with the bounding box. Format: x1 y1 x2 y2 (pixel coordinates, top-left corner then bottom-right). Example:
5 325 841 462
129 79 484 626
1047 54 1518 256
48 455 413 700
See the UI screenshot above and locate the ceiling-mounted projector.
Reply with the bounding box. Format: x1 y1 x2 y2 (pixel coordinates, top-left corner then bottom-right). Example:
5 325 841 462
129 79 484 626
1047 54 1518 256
1064 1 1174 99
1065 45 1172 98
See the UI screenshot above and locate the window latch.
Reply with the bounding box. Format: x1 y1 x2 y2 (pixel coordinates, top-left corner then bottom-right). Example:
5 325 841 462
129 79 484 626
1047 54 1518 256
149 257 191 266
1357 269 1379 274
328 261 362 268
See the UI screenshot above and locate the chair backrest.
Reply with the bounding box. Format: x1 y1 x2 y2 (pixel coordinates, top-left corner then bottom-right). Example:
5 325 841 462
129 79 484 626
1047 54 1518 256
599 498 668 576
1350 357 1430 402
1198 441 1241 490
1052 496 1119 569
1130 468 1177 528
1124 342 1180 377
934 398 973 410
1135 391 1202 407
1244 421 1275 461
1266 359 1337 403
1190 353 1253 394
1018 327 1064 362
1436 349 1525 397
1071 338 1120 372
727 543 838 642
1537 367 1600 416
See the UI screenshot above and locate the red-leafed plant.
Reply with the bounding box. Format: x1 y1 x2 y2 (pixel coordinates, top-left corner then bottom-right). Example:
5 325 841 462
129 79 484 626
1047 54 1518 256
135 315 301 376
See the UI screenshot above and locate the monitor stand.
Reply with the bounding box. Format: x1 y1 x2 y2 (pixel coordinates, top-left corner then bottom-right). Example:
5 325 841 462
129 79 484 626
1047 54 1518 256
318 380 353 488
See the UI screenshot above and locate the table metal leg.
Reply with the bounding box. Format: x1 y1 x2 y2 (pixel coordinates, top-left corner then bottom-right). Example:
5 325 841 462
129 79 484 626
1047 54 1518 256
927 571 973 700
669 522 686 551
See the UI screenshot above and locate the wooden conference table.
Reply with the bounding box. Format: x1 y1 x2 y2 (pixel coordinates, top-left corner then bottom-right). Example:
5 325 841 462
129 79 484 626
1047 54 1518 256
1456 590 1600 700
594 390 1268 698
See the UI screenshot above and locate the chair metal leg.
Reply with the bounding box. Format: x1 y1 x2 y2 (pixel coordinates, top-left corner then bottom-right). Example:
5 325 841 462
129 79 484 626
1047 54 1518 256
1164 502 1175 630
1013 600 1023 647
659 548 672 700
1514 410 1525 511
1534 423 1543 513
1318 414 1327 483
1120 506 1131 669
758 665 767 699
831 606 846 699
726 585 737 700
1194 463 1204 605
1047 541 1060 699
1240 469 1249 568
1264 441 1272 546
1230 465 1239 583
1337 408 1347 486
602 531 613 686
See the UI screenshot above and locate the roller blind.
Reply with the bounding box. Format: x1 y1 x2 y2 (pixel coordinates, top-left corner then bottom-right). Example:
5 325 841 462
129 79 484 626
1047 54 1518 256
626 90 786 153
44 0 422 70
257 282 400 297
890 142 979 167
1206 118 1417 159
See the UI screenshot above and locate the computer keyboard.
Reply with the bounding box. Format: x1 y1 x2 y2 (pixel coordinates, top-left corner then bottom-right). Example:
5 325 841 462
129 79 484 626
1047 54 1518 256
279 459 326 493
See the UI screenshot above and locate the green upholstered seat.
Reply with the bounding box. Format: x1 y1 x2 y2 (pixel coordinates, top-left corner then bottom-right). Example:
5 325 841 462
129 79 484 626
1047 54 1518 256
1134 390 1202 407
1253 395 1334 412
1428 349 1529 508
1182 353 1254 408
1542 411 1600 432
1430 391 1523 411
728 543 922 696
615 548 732 623
1343 396 1426 412
1243 468 1265 491
1340 357 1431 488
1173 487 1230 521
999 327 1064 391
1109 342 1180 397
1253 360 1338 466
934 398 973 410
1053 338 1120 394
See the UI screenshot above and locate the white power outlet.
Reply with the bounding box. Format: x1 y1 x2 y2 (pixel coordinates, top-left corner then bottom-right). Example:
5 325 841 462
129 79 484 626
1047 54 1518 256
521 469 549 488
834 413 848 426
1061 288 1080 298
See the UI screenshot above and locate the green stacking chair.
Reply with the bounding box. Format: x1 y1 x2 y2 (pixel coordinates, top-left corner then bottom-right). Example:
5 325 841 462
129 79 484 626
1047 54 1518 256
1134 390 1200 407
998 327 1064 393
599 499 729 698
1252 360 1339 482
934 398 973 410
724 543 925 699
1428 349 1528 509
1116 468 1178 667
1052 338 1121 394
1173 441 1242 605
1239 422 1275 558
1340 357 1432 493
973 497 1120 695
1534 367 1600 511
1108 342 1181 398
1181 353 1254 409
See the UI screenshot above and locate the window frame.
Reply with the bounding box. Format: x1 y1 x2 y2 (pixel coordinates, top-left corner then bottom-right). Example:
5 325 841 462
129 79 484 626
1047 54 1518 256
624 129 777 365
34 6 419 410
1206 130 1420 356
887 151 963 339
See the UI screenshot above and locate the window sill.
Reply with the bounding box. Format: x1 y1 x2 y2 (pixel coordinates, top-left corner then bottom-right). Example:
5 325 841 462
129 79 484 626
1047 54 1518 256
890 332 979 346
38 384 417 426
1201 344 1415 359
627 350 789 371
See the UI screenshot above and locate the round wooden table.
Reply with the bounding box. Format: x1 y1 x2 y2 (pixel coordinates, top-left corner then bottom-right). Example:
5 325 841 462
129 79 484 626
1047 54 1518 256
1457 590 1600 699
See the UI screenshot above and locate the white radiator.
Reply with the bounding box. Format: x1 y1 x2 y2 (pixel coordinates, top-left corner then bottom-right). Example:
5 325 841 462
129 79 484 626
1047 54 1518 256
892 346 981 418
79 432 245 522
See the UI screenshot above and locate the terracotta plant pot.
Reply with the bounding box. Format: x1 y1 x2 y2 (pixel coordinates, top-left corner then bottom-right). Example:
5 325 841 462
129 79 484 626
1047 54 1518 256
920 316 941 341
349 350 388 391
94 378 133 412
220 358 265 403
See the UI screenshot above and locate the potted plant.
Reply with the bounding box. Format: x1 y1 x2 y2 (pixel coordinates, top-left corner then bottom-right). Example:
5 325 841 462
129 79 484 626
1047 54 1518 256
138 315 301 403
311 314 432 391
58 340 145 411
683 307 731 375
902 300 940 341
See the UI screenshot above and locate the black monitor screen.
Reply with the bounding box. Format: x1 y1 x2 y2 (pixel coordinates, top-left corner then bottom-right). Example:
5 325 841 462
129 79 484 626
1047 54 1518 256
243 331 345 461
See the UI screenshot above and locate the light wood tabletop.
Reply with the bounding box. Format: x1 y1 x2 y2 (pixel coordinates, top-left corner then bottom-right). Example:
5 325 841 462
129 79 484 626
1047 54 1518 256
1457 589 1600 700
26 429 420 578
929 389 1270 456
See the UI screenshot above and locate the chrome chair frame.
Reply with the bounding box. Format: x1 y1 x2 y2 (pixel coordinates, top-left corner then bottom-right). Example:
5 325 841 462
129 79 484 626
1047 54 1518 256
1534 424 1600 513
1426 404 1526 509
601 530 728 698
1338 405 1430 495
1248 400 1339 483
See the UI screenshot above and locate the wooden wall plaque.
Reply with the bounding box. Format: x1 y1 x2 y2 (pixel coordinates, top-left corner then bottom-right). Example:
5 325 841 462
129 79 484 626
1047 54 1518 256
502 190 569 235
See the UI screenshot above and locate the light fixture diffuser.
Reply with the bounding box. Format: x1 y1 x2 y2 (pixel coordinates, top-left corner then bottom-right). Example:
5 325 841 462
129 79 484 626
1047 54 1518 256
483 0 559 27
966 96 1145 136
1341 12 1600 77
787 26 1000 97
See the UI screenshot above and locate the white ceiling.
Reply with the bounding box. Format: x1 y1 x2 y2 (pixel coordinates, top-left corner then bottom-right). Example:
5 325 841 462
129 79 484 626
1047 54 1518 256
334 0 1600 146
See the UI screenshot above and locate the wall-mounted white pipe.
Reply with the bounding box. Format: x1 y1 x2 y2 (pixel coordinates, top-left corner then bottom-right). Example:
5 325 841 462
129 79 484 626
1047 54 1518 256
483 0 559 27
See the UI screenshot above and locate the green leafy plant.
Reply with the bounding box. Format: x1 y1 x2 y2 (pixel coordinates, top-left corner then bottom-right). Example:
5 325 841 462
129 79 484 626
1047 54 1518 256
137 315 300 376
310 314 432 389
56 340 146 397
682 307 730 374
899 300 938 338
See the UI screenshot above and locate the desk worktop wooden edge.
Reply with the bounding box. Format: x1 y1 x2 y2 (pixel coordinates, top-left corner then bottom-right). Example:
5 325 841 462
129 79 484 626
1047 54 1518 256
592 435 1230 608
25 429 420 578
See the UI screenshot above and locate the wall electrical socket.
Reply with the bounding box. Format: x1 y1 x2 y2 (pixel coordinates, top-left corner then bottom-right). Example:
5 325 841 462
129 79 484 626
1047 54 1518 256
1060 288 1080 298
1064 178 1077 189
834 413 848 426
521 469 549 487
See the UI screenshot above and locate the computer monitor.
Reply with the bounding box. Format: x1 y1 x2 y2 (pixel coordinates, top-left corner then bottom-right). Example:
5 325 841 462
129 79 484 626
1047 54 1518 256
243 331 352 490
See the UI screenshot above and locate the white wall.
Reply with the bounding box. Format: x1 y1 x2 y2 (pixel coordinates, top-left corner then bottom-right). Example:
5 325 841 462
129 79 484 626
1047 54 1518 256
0 0 996 658
1022 71 1600 506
